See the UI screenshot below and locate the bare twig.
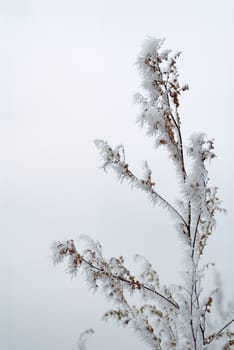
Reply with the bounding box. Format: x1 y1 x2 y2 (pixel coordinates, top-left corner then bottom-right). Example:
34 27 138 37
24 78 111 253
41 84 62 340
205 319 234 344
192 212 201 258
216 319 234 337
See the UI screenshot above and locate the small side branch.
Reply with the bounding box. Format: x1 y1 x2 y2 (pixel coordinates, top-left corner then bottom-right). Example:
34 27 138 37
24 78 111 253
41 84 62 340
95 140 188 228
216 319 234 337
205 319 234 344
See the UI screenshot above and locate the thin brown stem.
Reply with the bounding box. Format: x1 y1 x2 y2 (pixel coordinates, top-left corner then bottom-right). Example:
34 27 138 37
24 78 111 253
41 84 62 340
200 324 205 345
112 160 188 228
169 109 187 181
216 319 234 337
192 212 201 259
190 319 197 350
188 201 191 239
205 319 234 345
163 76 187 181
156 61 187 182
150 188 188 228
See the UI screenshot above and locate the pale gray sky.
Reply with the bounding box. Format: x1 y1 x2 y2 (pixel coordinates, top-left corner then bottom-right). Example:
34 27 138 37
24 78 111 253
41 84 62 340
1 1 234 349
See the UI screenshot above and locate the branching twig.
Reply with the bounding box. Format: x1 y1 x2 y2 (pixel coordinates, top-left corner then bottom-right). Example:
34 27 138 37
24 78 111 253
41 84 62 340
205 319 234 344
99 146 188 228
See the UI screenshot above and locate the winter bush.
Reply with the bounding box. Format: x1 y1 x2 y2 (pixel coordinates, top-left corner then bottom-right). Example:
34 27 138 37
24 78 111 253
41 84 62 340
52 38 233 350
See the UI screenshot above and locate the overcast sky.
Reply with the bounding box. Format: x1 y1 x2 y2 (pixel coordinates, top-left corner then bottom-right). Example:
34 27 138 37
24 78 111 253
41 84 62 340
1 1 234 349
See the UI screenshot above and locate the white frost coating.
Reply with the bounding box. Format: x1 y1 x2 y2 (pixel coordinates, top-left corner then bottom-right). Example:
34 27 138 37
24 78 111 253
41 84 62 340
53 39 233 350
139 37 164 58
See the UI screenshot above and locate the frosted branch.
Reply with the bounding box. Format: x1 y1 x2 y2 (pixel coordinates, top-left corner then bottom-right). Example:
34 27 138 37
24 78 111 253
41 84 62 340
52 239 179 309
95 139 188 228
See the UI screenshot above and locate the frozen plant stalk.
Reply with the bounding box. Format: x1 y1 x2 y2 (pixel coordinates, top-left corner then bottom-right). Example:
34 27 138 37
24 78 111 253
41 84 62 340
52 38 233 350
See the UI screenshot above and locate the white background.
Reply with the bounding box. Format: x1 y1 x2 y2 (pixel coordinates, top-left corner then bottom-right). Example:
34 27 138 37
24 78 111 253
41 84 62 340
1 1 234 349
